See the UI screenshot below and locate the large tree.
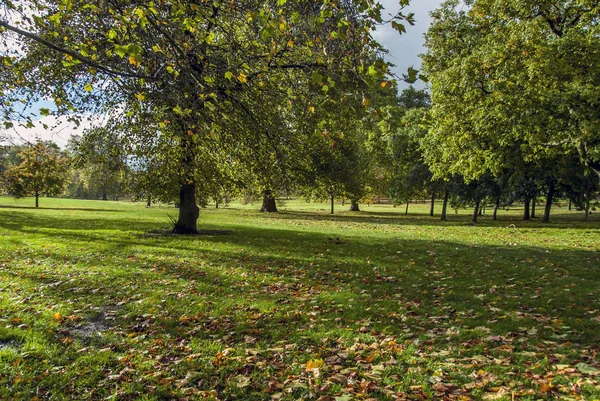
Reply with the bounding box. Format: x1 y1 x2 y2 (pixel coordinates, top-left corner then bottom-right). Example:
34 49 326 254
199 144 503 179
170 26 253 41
2 0 413 233
421 0 600 183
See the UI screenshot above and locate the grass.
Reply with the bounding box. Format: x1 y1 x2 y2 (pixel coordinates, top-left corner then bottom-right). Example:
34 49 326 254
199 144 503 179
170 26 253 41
0 196 599 401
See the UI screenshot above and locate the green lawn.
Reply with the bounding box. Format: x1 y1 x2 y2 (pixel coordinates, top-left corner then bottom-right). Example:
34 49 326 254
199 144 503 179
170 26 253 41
0 197 599 400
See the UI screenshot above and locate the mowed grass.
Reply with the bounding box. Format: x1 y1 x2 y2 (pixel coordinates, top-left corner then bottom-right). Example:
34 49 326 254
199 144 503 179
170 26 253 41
0 196 599 401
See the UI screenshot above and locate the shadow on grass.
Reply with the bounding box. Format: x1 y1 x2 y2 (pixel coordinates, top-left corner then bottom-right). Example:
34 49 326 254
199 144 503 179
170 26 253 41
0 204 127 213
273 209 600 229
2 206 599 348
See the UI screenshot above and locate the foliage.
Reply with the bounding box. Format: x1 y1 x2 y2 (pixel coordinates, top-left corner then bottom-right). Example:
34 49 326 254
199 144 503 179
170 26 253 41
1 0 415 232
69 126 129 200
422 0 600 180
3 141 69 206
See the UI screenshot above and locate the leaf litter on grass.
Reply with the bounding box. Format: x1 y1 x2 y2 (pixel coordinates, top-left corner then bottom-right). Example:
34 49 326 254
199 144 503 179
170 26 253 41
0 199 599 400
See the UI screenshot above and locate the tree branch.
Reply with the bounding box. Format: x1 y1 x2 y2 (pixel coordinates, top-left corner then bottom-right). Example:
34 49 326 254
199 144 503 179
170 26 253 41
0 20 157 81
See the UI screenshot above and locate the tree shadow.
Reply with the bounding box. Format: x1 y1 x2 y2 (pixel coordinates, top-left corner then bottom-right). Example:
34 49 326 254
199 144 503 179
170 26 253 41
0 205 126 213
2 210 599 348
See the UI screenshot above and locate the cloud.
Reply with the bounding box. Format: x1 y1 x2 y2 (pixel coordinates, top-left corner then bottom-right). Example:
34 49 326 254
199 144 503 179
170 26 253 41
7 114 105 148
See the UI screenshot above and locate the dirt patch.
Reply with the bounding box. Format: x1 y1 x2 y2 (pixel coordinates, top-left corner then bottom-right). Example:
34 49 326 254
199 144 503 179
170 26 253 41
0 339 22 352
69 305 122 339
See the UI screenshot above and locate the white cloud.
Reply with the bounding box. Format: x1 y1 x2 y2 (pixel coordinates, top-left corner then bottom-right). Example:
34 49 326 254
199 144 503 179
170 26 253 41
8 114 104 148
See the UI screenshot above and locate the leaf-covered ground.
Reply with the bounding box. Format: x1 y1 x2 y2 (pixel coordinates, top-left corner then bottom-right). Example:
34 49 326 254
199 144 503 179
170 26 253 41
0 197 599 401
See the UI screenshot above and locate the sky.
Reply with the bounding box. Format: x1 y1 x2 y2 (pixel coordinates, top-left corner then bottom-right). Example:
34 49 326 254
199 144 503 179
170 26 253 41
373 0 444 86
5 0 444 148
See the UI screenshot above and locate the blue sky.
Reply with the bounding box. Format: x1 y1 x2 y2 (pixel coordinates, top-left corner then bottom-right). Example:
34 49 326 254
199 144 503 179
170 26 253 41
373 0 444 88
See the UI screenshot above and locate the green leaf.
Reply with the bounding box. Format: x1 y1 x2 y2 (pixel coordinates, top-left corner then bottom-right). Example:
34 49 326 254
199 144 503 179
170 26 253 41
114 45 128 58
310 71 323 85
576 363 600 375
108 30 117 40
277 0 287 5
39 108 50 116
224 71 233 80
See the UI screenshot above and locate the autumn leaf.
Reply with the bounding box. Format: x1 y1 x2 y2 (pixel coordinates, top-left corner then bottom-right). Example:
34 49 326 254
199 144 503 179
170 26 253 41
305 358 324 371
237 73 248 83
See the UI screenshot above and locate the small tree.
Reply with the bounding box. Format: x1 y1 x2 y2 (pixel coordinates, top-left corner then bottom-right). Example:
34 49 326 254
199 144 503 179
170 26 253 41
4 141 69 207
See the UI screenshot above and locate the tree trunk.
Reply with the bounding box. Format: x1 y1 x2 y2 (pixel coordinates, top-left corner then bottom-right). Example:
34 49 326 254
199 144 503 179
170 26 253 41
259 190 278 213
349 199 360 212
330 194 335 214
523 198 531 220
430 194 435 217
172 182 200 234
405 201 409 215
102 190 107 201
568 199 572 211
215 200 219 209
531 198 536 218
493 196 500 221
341 197 345 206
35 191 39 208
472 198 481 223
441 190 449 221
146 196 151 208
172 134 199 234
543 181 555 223
584 194 590 221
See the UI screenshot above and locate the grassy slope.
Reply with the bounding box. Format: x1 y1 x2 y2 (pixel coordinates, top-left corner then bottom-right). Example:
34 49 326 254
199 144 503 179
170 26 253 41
0 197 599 400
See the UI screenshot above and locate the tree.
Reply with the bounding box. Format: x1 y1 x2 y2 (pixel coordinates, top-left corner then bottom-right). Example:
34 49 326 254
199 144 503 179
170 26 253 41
421 0 600 184
2 0 414 233
4 141 69 207
70 126 128 201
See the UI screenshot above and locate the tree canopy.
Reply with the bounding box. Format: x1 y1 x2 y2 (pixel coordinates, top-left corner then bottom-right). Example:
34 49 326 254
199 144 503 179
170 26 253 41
1 0 413 232
421 0 600 181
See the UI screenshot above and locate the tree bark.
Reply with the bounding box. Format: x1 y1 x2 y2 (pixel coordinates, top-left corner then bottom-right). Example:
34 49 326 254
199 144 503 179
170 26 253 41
430 194 435 217
173 182 200 234
568 199 572 211
531 198 536 218
215 200 219 209
259 190 278 213
349 199 360 212
102 190 107 201
330 194 335 214
493 196 500 221
543 181 555 223
585 194 590 221
441 190 449 221
172 134 199 234
146 195 151 207
523 198 531 220
405 201 409 215
35 191 39 208
472 198 481 223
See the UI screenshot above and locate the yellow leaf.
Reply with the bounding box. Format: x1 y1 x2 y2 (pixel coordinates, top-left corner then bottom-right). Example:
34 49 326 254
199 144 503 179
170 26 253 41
53 312 64 322
135 93 145 100
287 40 294 48
305 358 324 371
381 81 390 88
128 54 142 67
237 73 247 83
309 106 315 113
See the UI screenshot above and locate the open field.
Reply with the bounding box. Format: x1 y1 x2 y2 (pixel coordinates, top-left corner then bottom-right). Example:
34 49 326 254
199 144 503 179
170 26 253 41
0 197 599 400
